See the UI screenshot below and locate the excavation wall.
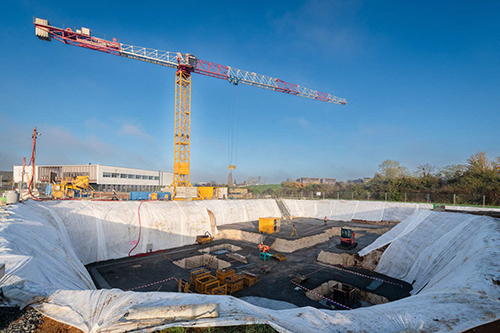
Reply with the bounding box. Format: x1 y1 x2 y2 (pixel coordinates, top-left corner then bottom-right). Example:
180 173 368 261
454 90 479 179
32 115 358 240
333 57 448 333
41 199 280 264
0 200 499 333
283 199 432 222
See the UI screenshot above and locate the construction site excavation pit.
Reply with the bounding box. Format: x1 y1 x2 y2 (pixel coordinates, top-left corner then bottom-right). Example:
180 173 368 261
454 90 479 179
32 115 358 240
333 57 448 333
86 216 412 311
2 199 499 332
173 254 232 270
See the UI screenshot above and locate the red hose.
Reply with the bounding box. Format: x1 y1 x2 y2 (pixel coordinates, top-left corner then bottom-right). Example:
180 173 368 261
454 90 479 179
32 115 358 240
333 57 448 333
21 134 49 202
128 201 146 256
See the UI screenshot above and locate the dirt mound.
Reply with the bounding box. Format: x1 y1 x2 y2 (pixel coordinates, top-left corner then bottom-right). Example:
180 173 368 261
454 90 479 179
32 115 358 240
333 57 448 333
317 244 389 271
0 307 82 333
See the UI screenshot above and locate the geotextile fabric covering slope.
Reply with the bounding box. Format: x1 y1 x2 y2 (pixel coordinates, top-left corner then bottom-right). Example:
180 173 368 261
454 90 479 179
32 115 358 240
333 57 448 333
42 199 281 264
1 201 499 332
195 199 282 227
283 199 432 222
0 202 95 306
359 210 500 330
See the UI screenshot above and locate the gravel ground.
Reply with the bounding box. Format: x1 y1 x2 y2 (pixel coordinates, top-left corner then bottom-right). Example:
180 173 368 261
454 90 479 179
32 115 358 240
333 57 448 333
0 307 42 333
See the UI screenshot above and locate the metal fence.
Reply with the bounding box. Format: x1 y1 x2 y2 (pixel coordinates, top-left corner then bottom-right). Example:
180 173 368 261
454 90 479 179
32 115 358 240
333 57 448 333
253 191 491 208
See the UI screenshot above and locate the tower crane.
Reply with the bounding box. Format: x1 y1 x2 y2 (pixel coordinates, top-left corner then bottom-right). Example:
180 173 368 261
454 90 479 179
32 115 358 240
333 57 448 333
33 18 347 198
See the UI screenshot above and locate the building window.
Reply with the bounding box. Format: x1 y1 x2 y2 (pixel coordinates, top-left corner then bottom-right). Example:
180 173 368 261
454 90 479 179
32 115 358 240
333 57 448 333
154 176 159 180
120 174 127 178
112 173 119 178
63 172 90 178
128 174 134 179
142 175 148 180
103 173 112 178
135 175 141 179
148 176 154 180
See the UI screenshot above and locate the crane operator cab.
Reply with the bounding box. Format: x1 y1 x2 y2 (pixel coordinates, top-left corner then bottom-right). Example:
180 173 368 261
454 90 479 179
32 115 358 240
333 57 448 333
177 53 198 70
337 228 358 250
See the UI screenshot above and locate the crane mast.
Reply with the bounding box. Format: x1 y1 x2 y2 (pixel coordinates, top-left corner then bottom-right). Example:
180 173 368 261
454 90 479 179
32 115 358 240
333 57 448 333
34 18 347 197
174 53 198 187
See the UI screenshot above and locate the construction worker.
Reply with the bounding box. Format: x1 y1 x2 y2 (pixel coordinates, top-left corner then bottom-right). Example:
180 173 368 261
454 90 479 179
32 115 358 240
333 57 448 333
112 187 119 201
324 216 328 225
258 243 270 253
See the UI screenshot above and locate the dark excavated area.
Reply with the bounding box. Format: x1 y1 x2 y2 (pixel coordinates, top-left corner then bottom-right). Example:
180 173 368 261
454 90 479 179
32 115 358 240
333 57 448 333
87 218 412 310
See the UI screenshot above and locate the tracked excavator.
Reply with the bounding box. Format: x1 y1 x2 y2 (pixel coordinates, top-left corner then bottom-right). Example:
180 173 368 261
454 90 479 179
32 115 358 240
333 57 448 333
336 228 358 250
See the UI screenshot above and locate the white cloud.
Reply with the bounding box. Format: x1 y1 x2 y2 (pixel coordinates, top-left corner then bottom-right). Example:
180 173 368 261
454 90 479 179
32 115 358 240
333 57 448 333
0 119 161 170
285 116 312 130
119 124 152 139
84 118 110 131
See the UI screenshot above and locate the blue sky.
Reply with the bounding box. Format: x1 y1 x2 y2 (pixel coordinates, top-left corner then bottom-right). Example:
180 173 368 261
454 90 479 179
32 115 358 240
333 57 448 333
1 0 499 183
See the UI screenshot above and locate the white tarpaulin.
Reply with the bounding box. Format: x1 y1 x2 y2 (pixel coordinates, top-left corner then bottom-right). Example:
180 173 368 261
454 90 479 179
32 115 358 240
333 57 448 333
40 199 280 264
283 199 432 222
195 199 282 227
359 210 500 296
1 200 499 332
0 202 95 306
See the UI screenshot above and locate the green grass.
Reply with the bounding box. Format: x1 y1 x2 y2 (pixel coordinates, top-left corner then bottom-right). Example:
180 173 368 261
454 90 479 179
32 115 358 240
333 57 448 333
155 324 276 333
243 184 283 195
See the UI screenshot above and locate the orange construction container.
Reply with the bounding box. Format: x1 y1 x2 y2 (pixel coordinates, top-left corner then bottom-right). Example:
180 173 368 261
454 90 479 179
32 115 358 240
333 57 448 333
243 272 258 287
225 274 244 294
216 268 235 284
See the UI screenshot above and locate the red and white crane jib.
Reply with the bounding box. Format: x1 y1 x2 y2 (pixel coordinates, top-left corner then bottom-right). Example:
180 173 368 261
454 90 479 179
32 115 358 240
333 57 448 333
34 18 347 105
34 18 120 55
193 60 346 105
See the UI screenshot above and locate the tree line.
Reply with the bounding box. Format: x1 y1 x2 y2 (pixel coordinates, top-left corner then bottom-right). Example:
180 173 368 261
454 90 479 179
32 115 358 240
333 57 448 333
278 152 500 206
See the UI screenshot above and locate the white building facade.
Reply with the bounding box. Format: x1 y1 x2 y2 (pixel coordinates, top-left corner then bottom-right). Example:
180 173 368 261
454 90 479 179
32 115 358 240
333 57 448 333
13 164 173 192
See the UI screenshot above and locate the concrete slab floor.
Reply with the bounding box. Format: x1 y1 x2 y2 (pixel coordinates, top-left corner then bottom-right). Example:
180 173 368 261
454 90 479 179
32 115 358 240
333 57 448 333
86 218 411 310
217 217 394 241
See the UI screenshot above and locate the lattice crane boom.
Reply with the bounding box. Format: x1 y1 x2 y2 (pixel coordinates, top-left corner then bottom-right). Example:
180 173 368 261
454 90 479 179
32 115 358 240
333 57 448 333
34 18 347 196
34 19 347 105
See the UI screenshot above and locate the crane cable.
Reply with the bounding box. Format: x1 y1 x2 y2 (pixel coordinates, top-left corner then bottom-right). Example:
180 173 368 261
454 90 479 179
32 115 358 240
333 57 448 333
227 90 240 168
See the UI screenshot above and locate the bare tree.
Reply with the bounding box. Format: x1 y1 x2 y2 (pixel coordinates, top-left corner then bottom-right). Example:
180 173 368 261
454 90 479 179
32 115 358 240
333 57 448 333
378 160 408 178
416 163 437 178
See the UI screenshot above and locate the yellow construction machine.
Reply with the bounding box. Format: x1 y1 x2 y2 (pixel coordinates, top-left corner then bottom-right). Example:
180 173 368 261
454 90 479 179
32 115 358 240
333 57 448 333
51 176 94 199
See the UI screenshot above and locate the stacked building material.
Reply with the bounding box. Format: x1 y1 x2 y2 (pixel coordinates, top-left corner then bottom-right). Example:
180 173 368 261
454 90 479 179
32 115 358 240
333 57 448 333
177 279 191 293
195 274 217 293
211 285 227 295
202 279 220 294
242 272 258 287
216 268 235 284
226 253 247 264
225 275 244 294
190 269 209 284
